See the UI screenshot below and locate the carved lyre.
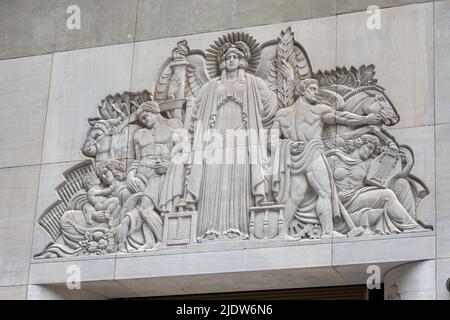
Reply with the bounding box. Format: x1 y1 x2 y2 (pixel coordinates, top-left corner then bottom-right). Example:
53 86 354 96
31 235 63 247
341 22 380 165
365 147 402 188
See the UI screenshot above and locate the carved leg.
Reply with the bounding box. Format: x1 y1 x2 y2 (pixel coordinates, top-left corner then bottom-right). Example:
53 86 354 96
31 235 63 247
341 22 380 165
139 223 157 251
106 197 121 227
347 189 427 233
306 157 334 237
285 174 308 237
133 195 164 251
117 215 131 252
391 178 416 220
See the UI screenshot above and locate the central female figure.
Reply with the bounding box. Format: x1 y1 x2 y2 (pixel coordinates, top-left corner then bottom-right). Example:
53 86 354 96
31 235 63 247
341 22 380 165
187 41 277 241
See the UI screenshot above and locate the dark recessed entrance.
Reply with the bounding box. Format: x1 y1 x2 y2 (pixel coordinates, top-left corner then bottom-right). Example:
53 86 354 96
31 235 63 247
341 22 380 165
125 284 384 300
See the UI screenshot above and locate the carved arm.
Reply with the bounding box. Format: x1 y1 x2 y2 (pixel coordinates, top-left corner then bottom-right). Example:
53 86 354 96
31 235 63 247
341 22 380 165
322 110 383 127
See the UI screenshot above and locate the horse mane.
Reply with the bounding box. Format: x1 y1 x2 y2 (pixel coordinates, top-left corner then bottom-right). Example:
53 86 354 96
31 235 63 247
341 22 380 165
343 85 385 101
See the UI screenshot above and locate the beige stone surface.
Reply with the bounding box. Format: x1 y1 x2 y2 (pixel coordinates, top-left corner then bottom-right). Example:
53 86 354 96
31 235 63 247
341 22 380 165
27 284 107 300
41 44 133 164
52 0 138 53
0 285 27 300
0 54 52 168
76 280 138 299
0 0 138 60
0 0 434 60
436 258 450 300
32 161 92 257
0 2 444 299
334 262 403 285
386 125 436 227
0 166 40 286
29 257 116 285
337 3 434 129
114 243 332 280
435 0 450 124
26 280 138 299
234 0 336 29
436 124 450 258
332 234 435 265
135 0 235 42
118 267 347 297
336 0 432 14
0 0 56 59
384 260 436 299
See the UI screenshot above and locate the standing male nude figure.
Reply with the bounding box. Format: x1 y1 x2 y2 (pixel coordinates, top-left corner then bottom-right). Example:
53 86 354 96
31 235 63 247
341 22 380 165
272 78 382 237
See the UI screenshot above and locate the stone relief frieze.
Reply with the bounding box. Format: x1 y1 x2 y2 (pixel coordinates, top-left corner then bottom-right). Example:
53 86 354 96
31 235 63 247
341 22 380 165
34 27 433 259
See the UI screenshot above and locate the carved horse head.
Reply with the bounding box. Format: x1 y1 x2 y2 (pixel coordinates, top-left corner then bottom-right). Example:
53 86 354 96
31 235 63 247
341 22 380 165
343 86 400 126
81 119 116 159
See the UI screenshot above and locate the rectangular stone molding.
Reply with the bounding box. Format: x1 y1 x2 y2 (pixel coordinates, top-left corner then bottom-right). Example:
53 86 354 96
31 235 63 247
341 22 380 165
114 243 333 280
0 54 52 168
162 211 198 246
337 3 434 129
332 235 435 266
0 0 138 60
436 124 450 258
435 0 450 124
41 43 133 165
29 257 116 285
0 166 40 286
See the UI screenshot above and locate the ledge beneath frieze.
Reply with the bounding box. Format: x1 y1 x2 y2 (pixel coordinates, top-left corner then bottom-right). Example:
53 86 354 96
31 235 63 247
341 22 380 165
29 234 435 297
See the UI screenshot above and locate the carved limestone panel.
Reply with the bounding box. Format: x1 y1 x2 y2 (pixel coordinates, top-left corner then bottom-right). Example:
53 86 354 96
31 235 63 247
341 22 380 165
34 26 433 259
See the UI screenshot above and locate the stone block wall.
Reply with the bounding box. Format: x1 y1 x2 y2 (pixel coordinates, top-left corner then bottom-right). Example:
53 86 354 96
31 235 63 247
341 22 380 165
0 0 448 299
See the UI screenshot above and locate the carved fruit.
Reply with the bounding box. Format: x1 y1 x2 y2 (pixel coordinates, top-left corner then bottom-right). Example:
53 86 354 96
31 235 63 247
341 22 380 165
98 239 108 250
87 242 99 253
92 231 104 242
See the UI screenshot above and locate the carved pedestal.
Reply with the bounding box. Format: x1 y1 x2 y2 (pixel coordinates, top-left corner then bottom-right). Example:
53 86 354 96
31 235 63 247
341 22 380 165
249 204 285 240
162 211 198 246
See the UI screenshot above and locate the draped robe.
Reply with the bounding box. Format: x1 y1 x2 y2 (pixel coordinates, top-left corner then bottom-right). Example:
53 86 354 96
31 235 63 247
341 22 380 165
186 73 277 239
271 103 347 231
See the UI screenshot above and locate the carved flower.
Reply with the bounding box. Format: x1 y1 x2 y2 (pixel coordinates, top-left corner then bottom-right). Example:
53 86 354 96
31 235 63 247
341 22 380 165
78 229 117 255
